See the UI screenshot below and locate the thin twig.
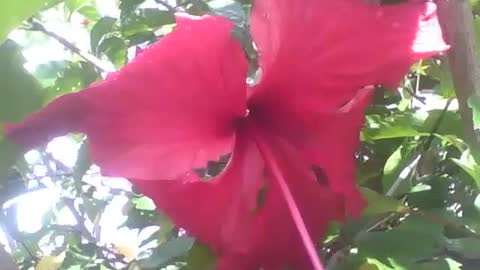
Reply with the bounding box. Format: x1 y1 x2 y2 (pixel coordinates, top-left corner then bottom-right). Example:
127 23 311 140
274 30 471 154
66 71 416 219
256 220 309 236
327 96 454 269
62 198 96 242
386 98 453 196
422 98 454 151
154 0 178 12
405 87 427 105
25 21 114 73
325 203 480 270
175 0 194 8
385 155 421 196
40 155 126 267
415 60 422 95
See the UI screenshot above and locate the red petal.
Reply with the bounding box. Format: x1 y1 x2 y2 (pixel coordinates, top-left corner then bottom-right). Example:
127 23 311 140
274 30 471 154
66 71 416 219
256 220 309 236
133 132 265 254
251 0 448 104
252 130 343 270
134 128 344 269
250 87 374 217
4 15 248 180
299 87 374 216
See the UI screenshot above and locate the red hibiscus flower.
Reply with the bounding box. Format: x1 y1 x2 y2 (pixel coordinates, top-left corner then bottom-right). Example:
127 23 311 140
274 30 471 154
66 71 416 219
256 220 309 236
4 1 447 269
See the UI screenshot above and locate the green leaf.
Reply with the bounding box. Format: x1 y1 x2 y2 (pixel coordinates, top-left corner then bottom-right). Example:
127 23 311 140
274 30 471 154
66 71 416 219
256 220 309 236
141 8 175 28
0 40 43 122
362 113 427 141
355 257 462 270
90 17 117 54
397 212 445 240
97 36 127 68
157 214 175 242
44 61 99 101
475 17 480 54
33 60 69 87
420 110 462 138
186 241 216 270
132 196 156 211
468 95 480 130
360 188 407 217
126 31 155 46
137 236 194 268
0 132 20 183
451 149 480 189
408 183 450 209
363 109 462 142
121 17 151 36
0 0 62 43
472 0 480 13
437 64 455 99
427 59 455 99
446 238 480 259
65 0 88 16
358 259 388 270
123 209 159 229
382 141 419 194
418 259 462 270
119 0 145 18
355 227 444 268
77 5 101 21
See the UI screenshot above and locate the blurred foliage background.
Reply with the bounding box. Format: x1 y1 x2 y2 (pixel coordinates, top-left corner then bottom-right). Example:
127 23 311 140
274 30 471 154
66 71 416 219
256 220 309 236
1 0 480 269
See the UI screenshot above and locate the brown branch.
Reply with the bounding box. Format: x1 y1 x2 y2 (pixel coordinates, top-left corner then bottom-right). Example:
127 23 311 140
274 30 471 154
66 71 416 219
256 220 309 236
26 21 114 73
437 0 480 152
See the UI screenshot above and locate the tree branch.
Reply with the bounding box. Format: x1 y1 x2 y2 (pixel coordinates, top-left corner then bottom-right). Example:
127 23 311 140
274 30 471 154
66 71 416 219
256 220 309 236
26 21 114 73
437 0 480 152
39 155 126 267
154 0 178 12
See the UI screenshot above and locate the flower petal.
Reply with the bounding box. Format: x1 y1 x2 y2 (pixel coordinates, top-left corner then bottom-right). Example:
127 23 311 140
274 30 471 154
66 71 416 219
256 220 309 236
4 15 248 180
252 130 345 270
133 131 265 255
299 87 375 216
134 128 344 269
250 87 374 217
251 0 448 103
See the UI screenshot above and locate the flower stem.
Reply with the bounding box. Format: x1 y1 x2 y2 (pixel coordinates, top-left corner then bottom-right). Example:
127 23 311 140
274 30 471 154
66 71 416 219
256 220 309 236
253 134 324 270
